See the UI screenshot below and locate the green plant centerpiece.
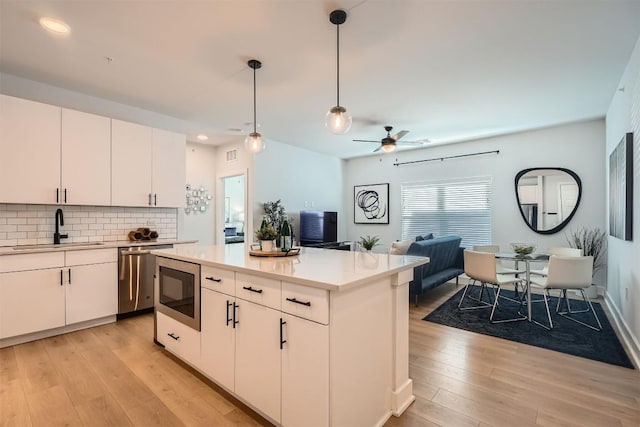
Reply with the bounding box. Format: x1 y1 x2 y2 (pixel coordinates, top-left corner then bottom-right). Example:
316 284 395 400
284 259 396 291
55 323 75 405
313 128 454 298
359 235 380 251
565 227 607 275
255 223 278 251
263 200 286 234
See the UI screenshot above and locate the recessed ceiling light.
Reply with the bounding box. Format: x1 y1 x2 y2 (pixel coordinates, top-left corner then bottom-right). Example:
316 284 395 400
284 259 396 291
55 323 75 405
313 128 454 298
196 134 208 141
39 17 70 35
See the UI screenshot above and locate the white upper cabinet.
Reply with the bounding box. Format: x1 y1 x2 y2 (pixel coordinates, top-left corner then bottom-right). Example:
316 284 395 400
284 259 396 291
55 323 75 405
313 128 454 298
111 119 153 207
0 94 61 204
152 128 186 208
112 119 185 208
61 108 111 206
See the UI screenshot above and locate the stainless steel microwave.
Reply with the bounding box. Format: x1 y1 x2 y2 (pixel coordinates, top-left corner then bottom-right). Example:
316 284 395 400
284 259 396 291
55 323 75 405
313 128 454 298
155 256 201 331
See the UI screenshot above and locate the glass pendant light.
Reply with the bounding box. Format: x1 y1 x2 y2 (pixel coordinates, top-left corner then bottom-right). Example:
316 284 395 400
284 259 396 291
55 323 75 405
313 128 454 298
244 59 265 154
325 10 352 135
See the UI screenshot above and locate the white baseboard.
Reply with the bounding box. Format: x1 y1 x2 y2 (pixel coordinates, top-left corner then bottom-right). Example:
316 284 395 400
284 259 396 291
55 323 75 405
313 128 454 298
604 292 640 368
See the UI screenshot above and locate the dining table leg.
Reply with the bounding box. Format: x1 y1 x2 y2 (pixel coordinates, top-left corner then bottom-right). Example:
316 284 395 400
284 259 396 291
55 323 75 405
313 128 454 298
526 259 532 321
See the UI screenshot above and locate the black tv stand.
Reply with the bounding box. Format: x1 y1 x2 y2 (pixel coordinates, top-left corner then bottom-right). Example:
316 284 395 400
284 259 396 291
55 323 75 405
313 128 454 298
301 241 352 251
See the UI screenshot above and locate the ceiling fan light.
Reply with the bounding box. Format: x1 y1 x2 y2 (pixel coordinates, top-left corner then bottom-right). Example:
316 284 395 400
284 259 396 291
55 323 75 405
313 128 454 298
244 132 265 154
325 106 352 134
381 144 396 153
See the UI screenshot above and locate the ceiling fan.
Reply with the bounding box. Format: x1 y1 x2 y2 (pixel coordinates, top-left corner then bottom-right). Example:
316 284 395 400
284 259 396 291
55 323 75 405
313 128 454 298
353 126 429 153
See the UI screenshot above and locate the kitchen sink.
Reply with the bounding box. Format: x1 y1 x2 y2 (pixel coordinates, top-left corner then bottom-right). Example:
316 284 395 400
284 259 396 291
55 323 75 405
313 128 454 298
12 242 105 251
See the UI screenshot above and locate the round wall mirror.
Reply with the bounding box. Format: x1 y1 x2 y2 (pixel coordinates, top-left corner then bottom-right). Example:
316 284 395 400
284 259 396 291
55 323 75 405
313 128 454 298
514 167 582 235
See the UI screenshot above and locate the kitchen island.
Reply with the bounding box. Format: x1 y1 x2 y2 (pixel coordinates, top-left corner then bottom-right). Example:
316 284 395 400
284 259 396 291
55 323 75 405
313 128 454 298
152 243 429 427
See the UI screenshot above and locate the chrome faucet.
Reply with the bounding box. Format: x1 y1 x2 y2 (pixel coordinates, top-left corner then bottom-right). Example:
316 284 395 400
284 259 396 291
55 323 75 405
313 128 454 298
54 208 68 244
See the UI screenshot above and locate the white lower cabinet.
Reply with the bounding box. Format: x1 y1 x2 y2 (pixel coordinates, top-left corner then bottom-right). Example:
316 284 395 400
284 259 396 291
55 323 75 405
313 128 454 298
65 262 117 325
156 311 201 367
234 300 282 423
0 249 117 342
281 313 329 427
0 268 65 339
201 288 235 391
198 272 331 426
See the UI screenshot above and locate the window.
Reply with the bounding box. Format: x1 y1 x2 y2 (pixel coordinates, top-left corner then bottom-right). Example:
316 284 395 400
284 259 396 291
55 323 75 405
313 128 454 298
400 176 492 248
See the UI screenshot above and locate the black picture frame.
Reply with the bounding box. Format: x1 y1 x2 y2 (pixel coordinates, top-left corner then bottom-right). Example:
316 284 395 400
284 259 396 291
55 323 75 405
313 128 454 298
354 183 389 224
609 132 633 241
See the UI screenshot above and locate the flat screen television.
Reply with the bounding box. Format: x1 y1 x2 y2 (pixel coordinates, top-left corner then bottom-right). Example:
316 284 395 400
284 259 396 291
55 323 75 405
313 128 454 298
299 211 337 245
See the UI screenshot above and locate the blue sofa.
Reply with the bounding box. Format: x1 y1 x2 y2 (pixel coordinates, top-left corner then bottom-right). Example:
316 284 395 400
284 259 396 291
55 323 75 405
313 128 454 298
407 236 465 305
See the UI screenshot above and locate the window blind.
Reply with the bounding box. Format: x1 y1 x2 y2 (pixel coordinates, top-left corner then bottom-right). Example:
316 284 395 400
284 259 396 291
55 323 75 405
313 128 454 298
400 176 492 248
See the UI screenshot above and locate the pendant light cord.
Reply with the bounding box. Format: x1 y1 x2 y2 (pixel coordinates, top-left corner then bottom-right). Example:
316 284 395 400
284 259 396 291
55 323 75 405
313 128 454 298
253 66 257 134
336 24 340 107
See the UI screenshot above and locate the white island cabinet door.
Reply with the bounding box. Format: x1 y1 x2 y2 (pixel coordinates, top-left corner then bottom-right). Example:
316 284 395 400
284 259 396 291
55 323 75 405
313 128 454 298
111 119 152 207
281 313 329 427
61 108 111 206
0 268 65 339
235 300 281 424
65 262 117 325
0 94 61 204
151 128 186 208
201 288 235 391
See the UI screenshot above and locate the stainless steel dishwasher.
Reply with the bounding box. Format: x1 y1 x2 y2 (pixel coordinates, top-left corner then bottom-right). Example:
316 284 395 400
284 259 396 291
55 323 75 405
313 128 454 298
118 244 173 317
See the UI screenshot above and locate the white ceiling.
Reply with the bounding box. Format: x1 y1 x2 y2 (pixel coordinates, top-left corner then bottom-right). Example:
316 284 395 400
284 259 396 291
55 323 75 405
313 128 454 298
1 1 639 159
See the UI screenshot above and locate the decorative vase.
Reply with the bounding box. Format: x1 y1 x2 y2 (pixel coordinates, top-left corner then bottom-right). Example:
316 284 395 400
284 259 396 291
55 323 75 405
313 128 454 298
260 239 276 252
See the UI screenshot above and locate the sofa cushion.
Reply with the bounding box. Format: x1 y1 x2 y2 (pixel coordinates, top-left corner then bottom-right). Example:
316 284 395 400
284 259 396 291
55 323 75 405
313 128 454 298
415 233 434 242
407 236 462 276
390 238 414 255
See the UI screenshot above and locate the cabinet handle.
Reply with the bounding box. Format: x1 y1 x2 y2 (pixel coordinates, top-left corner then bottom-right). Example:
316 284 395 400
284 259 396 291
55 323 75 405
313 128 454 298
242 286 263 294
64 188 67 203
233 302 239 328
280 318 287 350
56 188 59 204
206 276 222 283
226 300 232 326
68 268 71 285
154 194 157 206
148 193 152 206
60 269 63 286
168 332 180 341
286 297 311 307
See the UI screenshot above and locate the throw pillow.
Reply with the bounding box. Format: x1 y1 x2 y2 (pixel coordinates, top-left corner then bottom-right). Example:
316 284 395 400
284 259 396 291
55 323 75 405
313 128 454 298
415 233 434 242
390 238 414 255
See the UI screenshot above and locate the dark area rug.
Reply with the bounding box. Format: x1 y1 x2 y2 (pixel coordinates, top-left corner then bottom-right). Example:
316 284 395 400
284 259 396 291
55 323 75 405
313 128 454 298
424 285 634 369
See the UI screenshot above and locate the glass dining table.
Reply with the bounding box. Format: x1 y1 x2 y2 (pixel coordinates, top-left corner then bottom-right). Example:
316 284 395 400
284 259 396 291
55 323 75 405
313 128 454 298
495 252 550 321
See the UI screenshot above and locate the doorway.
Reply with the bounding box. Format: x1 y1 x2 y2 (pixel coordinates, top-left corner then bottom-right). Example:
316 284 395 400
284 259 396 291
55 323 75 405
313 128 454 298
222 174 246 245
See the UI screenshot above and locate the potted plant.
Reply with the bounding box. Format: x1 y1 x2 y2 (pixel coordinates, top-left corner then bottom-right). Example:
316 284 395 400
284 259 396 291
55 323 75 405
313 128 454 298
565 227 607 297
256 224 278 251
359 235 381 252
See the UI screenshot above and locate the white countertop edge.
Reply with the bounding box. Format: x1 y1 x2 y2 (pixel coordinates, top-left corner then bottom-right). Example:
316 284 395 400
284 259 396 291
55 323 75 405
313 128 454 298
0 239 198 256
152 249 429 292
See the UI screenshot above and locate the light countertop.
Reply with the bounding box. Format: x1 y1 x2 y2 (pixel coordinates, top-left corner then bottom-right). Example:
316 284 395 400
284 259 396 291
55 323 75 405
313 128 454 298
0 239 197 256
152 243 429 292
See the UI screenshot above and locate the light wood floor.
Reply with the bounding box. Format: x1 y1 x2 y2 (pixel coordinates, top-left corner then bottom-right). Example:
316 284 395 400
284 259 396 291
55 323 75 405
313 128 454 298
2 283 639 427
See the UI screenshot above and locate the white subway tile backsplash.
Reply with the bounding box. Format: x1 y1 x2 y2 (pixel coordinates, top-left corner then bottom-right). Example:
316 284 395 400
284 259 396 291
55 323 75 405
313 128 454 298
0 204 177 247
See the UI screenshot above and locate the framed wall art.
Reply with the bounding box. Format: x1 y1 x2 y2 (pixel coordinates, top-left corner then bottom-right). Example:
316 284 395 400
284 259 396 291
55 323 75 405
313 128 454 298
609 132 633 240
354 183 389 224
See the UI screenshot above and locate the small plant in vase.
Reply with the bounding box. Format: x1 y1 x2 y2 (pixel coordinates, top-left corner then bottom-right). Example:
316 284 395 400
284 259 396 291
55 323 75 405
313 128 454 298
359 235 380 252
256 224 278 251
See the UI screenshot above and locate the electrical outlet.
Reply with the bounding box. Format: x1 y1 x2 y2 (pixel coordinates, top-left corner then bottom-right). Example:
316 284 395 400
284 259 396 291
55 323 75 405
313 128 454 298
147 220 156 226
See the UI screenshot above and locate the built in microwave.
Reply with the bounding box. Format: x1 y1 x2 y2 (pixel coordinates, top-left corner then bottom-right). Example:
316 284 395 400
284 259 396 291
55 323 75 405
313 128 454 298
155 257 201 331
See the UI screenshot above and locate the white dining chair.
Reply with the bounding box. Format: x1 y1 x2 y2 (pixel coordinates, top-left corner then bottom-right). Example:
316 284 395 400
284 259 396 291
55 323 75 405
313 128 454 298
459 250 527 323
528 255 601 331
473 245 526 275
530 246 582 277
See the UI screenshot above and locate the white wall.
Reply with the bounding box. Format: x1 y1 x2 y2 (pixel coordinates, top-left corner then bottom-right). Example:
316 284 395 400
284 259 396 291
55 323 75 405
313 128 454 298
344 120 606 284
253 140 345 242
178 142 217 245
605 34 640 351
